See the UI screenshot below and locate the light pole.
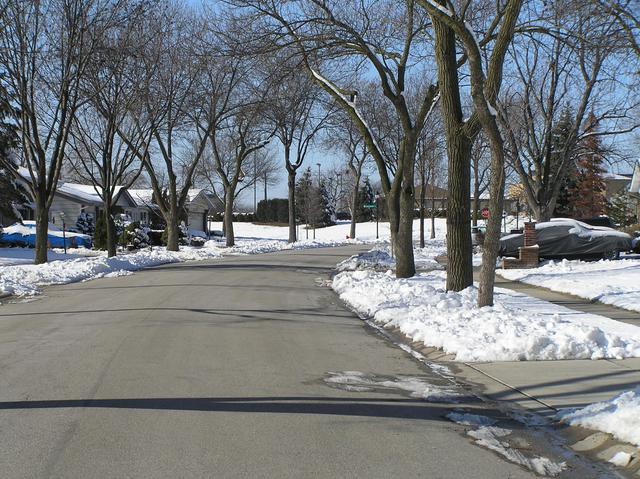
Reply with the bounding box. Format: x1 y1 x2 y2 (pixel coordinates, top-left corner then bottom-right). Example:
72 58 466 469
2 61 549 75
59 212 67 254
315 163 321 240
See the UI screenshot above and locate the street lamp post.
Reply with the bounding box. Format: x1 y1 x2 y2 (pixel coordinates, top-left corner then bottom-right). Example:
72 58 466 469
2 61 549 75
59 212 67 254
375 192 380 240
315 163 321 240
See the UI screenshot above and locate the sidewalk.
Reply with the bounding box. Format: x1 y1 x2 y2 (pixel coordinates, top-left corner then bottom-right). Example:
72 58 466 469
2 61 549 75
446 271 640 417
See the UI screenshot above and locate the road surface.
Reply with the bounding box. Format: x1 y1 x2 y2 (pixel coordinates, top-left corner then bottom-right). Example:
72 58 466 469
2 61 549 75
0 246 598 478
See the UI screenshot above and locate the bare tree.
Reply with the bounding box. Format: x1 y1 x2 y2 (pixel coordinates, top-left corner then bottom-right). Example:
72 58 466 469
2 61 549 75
328 115 369 239
470 136 490 227
125 8 212 251
419 0 523 305
499 0 639 222
209 106 273 246
0 0 118 263
67 3 152 257
232 0 439 278
265 66 330 243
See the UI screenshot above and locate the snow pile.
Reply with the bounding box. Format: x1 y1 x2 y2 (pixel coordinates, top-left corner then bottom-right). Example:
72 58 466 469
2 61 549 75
332 269 640 361
558 387 640 447
323 371 460 401
499 258 640 313
336 241 446 272
446 412 497 426
212 237 367 256
0 247 222 297
0 247 100 266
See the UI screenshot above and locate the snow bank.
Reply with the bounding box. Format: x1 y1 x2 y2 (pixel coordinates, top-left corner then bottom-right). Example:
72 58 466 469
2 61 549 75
332 268 640 362
499 258 640 313
336 241 447 272
0 247 222 297
558 387 640 447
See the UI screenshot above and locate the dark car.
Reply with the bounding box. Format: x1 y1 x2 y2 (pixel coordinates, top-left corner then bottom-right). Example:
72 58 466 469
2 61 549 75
577 216 617 228
499 218 632 260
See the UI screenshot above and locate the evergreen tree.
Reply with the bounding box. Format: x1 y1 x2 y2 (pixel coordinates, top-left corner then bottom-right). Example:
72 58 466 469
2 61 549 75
0 74 28 225
295 167 315 224
355 176 375 222
552 107 577 217
569 113 607 218
606 192 636 227
75 212 95 235
318 179 335 226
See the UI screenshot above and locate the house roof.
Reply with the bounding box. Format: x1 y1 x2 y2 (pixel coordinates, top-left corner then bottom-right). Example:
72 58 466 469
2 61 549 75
128 189 155 208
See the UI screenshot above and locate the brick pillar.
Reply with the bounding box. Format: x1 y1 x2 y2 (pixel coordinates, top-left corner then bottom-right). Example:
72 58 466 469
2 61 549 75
523 222 536 247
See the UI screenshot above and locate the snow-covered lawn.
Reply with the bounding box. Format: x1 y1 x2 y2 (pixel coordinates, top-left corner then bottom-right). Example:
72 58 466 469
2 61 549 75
208 218 449 243
558 387 640 449
332 249 640 362
0 247 101 266
499 257 640 313
0 246 224 297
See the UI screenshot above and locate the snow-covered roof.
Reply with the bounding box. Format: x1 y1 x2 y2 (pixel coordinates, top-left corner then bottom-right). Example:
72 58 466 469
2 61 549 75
128 189 155 208
56 183 103 205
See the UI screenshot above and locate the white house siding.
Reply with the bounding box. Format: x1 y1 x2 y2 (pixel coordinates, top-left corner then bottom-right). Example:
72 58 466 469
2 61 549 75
49 196 98 227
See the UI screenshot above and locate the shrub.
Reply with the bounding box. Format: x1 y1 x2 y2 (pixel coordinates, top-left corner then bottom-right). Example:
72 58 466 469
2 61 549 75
124 221 149 249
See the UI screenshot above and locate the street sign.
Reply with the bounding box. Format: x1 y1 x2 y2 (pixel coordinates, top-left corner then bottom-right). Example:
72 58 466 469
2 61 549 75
481 207 489 219
363 204 376 209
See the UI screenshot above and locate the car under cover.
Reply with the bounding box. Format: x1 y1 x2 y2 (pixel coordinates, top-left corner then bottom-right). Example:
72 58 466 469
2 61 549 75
499 219 632 259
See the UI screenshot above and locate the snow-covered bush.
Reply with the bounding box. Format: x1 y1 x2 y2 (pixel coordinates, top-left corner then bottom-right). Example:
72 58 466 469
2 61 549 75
75 212 95 235
124 221 150 250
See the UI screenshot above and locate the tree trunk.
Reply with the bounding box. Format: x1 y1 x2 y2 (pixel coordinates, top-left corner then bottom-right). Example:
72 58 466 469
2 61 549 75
395 186 416 278
165 203 179 251
350 172 361 239
419 171 426 248
224 192 235 247
446 134 473 291
287 170 296 243
34 205 49 264
434 16 473 291
105 206 117 258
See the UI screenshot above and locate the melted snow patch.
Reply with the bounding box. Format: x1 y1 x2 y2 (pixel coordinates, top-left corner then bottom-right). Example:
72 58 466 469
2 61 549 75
467 426 566 476
324 371 461 402
558 387 640 447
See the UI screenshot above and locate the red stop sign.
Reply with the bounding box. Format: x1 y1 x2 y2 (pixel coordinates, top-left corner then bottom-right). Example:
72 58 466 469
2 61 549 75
481 207 489 219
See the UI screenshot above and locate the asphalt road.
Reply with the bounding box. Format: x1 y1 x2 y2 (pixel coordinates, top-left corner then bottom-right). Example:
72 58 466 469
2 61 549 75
0 246 595 478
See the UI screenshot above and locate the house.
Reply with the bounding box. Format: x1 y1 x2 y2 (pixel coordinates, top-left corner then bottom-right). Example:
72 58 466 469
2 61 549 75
48 183 139 228
128 188 216 232
414 183 518 215
629 162 640 221
11 168 216 233
602 172 633 200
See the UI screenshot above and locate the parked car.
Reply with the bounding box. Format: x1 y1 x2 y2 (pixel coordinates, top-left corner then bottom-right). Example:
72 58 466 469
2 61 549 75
0 221 92 248
499 218 632 260
576 216 617 228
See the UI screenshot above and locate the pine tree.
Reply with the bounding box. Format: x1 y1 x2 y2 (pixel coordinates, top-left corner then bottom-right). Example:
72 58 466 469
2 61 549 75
0 74 28 225
356 176 375 222
295 167 314 224
569 113 607 219
318 179 335 226
553 107 577 217
606 192 636 227
75 212 95 235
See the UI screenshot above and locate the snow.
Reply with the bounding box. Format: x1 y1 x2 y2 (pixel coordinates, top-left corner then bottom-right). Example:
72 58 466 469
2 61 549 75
558 387 640 447
332 256 640 361
0 247 100 266
0 247 223 297
609 451 633 467
467 426 566 476
336 241 446 272
447 413 566 476
323 371 461 401
499 258 640 313
446 412 497 426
